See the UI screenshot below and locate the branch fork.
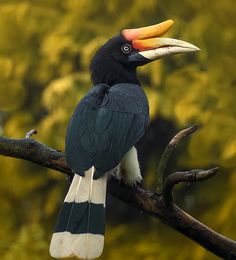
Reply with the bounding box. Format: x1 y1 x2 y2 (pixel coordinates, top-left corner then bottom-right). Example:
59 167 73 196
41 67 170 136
155 125 200 194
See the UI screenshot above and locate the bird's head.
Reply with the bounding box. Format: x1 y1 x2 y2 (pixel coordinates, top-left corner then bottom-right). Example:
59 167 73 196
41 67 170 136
90 20 200 86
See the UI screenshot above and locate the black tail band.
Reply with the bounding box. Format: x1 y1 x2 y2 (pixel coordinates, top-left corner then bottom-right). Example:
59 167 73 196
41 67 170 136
54 202 105 235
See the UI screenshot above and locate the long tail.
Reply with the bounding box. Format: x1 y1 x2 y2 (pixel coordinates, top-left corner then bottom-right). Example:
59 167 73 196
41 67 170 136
49 167 108 259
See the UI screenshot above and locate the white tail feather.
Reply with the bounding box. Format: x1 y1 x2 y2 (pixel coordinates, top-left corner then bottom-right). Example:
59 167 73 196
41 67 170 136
50 232 104 259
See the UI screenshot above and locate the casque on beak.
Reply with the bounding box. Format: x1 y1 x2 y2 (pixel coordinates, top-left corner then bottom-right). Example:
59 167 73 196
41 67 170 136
122 20 200 65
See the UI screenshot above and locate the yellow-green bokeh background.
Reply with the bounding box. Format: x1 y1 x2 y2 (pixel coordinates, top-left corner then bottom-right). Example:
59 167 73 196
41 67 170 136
0 0 236 259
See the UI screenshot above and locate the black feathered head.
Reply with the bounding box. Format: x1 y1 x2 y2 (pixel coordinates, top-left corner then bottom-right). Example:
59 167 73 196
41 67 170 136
90 20 199 86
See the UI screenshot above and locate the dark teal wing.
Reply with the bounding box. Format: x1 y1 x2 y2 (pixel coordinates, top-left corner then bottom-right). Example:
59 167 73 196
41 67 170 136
65 83 149 178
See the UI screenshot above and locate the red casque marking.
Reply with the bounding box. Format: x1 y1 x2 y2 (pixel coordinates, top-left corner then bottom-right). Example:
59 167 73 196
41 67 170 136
122 29 139 41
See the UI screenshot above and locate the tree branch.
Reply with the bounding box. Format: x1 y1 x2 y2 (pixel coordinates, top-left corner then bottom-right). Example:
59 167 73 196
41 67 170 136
0 136 73 177
0 132 235 259
155 124 200 193
162 167 219 205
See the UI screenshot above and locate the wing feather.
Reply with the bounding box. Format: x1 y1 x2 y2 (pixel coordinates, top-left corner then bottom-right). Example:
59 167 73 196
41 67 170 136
65 83 149 176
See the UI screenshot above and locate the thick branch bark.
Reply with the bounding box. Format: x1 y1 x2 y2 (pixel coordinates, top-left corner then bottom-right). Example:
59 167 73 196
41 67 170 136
0 136 73 177
0 135 235 259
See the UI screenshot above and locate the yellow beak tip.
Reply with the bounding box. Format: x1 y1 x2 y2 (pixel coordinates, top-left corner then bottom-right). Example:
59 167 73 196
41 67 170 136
163 19 174 30
167 19 174 25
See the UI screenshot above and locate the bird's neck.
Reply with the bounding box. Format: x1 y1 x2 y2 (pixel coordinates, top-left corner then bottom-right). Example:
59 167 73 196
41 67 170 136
91 62 140 86
108 67 140 86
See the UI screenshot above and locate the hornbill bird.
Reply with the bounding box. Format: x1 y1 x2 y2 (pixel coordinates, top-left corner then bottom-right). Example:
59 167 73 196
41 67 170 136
50 20 199 259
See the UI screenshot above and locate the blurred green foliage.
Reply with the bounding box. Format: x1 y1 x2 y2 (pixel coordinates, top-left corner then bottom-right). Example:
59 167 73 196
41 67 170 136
0 0 236 259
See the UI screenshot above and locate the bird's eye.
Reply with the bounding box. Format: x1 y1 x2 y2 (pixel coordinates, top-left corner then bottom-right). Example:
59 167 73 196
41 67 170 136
121 44 132 54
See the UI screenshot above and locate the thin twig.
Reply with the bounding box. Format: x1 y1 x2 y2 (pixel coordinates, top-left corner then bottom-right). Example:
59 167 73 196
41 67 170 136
155 125 200 194
162 167 219 205
25 129 38 139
